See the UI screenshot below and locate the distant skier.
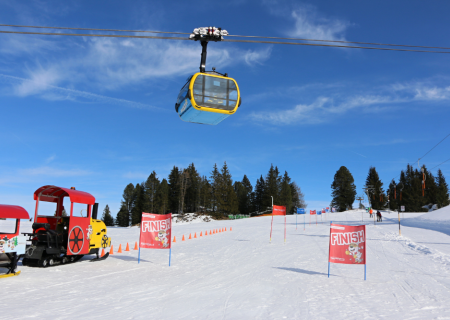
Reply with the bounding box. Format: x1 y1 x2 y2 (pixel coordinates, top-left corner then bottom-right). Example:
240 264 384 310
376 211 382 222
369 208 373 218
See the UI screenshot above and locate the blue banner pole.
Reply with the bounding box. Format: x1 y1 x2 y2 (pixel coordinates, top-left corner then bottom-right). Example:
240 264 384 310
328 220 332 278
169 248 172 266
138 247 141 264
304 215 305 230
364 264 366 280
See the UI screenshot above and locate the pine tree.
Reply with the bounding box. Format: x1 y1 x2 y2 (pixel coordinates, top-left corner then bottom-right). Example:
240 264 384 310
253 175 265 212
402 165 423 212
115 203 129 227
210 163 220 216
290 181 307 212
168 166 180 214
234 175 253 215
436 169 450 208
184 163 201 213
279 171 293 214
365 167 385 209
178 168 189 215
263 164 281 208
101 204 115 226
217 162 238 215
397 170 408 211
199 176 212 213
156 178 169 214
387 179 398 211
331 166 357 212
241 175 253 214
121 183 136 226
144 171 160 213
422 165 438 206
131 183 146 224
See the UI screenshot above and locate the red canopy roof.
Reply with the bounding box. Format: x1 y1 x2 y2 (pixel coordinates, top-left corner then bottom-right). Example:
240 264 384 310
34 185 96 205
0 204 30 219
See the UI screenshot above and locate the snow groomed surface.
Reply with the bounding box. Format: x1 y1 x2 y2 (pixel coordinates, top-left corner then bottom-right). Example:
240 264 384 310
2 208 450 319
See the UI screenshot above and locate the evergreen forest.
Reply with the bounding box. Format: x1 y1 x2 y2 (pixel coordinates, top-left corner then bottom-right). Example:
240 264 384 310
112 162 307 227
330 165 450 213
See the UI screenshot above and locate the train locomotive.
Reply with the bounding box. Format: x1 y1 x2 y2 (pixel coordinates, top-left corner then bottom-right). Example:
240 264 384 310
22 185 111 267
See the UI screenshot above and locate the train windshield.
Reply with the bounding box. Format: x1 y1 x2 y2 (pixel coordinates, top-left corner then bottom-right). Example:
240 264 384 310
192 75 238 111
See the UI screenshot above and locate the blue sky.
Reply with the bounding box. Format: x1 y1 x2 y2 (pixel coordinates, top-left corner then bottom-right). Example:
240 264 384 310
1 0 449 216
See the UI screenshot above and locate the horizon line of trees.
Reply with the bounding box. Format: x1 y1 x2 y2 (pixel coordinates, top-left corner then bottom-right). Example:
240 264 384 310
109 162 307 227
330 165 449 212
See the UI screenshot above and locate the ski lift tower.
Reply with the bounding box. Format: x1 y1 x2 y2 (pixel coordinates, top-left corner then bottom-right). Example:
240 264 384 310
356 196 364 209
362 185 375 208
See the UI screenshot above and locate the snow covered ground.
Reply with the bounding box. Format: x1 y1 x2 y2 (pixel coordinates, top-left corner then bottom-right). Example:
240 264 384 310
2 208 450 319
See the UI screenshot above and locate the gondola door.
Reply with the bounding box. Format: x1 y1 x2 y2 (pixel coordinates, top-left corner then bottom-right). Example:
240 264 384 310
67 203 91 256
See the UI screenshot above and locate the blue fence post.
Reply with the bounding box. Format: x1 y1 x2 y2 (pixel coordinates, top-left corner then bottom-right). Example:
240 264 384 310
328 220 332 278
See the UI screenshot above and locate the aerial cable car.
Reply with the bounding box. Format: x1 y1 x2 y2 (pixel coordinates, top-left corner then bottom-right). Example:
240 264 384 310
175 27 241 125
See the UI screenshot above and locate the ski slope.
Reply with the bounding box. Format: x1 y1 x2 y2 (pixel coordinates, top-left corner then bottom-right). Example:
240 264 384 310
2 209 450 319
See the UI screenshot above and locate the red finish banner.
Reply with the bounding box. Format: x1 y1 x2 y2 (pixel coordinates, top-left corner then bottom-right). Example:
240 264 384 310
328 224 366 264
140 213 172 249
310 210 316 215
272 205 286 216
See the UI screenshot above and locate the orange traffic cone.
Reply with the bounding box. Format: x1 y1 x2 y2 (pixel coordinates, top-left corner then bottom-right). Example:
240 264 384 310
134 242 138 250
200 231 202 237
100 248 105 257
118 244 122 253
213 230 215 234
182 235 185 241
210 230 212 234
225 228 227 231
125 243 130 251
109 245 114 255
189 233 192 240
230 227 232 231
194 233 197 239
205 230 208 236
173 236 176 243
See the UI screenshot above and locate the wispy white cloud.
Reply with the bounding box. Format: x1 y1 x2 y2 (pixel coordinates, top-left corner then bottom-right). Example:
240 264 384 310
290 6 350 41
392 81 450 101
0 35 272 99
244 46 273 66
0 73 157 109
45 155 56 164
262 2 351 41
249 78 450 125
249 94 397 125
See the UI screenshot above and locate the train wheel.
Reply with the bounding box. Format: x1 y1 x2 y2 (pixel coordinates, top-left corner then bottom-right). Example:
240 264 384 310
48 258 55 266
68 226 84 255
61 256 68 264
